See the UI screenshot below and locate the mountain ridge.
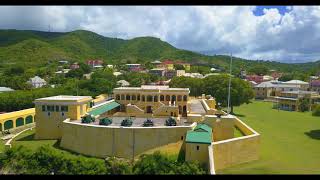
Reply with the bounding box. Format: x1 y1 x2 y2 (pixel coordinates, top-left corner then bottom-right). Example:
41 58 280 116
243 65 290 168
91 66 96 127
0 29 319 74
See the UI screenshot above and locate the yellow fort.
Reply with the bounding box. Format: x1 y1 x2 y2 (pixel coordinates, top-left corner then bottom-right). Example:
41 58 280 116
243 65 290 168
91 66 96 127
32 85 260 174
34 95 93 139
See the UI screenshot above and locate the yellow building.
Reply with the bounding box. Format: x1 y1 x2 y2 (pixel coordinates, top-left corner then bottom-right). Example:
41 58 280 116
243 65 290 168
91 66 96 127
30 88 259 174
34 95 93 139
185 124 212 165
274 91 320 111
0 108 35 132
180 63 191 71
113 85 189 117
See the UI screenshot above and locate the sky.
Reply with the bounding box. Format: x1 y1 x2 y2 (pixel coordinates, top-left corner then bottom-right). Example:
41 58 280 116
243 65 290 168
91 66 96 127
0 6 319 63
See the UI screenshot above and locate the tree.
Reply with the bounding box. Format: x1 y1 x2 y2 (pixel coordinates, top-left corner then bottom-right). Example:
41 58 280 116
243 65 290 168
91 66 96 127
4 66 25 76
174 64 185 70
248 65 268 75
299 98 310 112
203 75 254 114
132 151 206 175
169 76 204 96
66 69 85 79
278 73 294 82
312 105 320 116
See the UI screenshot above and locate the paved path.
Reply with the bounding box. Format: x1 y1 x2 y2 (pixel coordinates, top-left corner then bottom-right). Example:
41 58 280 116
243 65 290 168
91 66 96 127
189 99 206 114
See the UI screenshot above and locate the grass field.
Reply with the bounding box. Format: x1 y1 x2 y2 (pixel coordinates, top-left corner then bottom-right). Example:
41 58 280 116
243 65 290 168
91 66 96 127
10 128 105 162
218 100 320 174
0 140 5 153
11 129 58 151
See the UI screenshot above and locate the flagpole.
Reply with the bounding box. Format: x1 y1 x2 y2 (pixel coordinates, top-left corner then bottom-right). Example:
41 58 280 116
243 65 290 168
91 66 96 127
227 53 232 114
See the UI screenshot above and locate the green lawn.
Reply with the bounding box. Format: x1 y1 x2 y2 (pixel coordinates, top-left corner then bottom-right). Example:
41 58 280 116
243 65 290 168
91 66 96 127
218 100 320 174
0 140 5 153
11 129 58 151
10 128 104 162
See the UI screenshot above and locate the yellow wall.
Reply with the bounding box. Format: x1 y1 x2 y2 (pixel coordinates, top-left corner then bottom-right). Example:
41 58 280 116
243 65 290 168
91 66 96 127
212 117 260 170
182 64 191 71
60 120 196 159
185 143 210 166
0 108 35 131
203 115 235 142
166 64 174 70
35 103 88 140
186 114 203 123
213 135 260 170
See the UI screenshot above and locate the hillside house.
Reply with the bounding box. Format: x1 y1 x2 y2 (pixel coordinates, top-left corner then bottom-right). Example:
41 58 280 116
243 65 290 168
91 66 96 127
27 76 47 88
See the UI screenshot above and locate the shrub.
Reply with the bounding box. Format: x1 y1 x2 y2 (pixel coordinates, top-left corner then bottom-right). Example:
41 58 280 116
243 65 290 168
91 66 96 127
312 105 320 116
0 146 107 175
133 151 206 175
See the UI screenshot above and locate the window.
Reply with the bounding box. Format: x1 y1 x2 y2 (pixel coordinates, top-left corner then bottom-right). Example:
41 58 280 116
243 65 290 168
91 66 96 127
177 95 182 101
126 95 130 101
61 106 68 112
166 95 170 101
132 95 136 101
147 95 153 102
42 105 46 112
142 95 145 102
116 95 120 100
55 106 60 112
121 94 125 100
183 95 188 101
196 146 199 150
160 95 164 101
137 95 140 101
47 105 54 112
181 136 184 140
154 96 158 102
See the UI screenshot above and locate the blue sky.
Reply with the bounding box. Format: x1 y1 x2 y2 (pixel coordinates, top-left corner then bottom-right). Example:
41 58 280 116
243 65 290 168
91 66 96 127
253 6 292 16
0 6 318 63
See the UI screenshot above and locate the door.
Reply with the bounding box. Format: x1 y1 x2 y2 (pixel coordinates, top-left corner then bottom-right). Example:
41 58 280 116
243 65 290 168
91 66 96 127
147 106 152 113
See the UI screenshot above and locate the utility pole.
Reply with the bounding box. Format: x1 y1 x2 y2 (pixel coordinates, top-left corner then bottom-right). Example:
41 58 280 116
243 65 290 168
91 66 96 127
227 53 233 114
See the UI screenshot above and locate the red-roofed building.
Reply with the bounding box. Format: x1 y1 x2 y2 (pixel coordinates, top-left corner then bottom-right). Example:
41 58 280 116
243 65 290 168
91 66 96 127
70 63 80 70
86 59 104 68
271 72 283 80
246 75 264 84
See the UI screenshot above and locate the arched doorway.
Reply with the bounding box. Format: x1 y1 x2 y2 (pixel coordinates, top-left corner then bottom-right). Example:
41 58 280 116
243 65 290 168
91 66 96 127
146 106 152 113
4 120 13 130
171 95 176 104
26 115 33 124
183 106 187 117
16 117 24 127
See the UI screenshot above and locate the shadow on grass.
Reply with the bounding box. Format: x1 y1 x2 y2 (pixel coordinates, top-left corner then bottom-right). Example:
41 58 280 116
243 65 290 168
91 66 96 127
232 113 246 118
305 130 320 140
15 134 35 141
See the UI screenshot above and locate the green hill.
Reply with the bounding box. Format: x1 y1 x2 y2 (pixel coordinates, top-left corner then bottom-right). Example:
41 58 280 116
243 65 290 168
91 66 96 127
0 29 319 74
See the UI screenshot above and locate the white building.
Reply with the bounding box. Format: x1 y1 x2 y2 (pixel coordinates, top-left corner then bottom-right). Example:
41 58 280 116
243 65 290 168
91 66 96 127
117 80 130 87
183 73 204 79
0 87 14 93
113 72 123 77
27 76 47 88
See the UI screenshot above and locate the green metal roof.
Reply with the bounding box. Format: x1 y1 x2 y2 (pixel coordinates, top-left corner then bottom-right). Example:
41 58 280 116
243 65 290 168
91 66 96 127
185 124 212 144
193 124 212 133
88 101 120 116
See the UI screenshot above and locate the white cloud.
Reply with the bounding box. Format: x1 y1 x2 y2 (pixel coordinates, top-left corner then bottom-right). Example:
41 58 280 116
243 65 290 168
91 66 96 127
0 6 319 63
